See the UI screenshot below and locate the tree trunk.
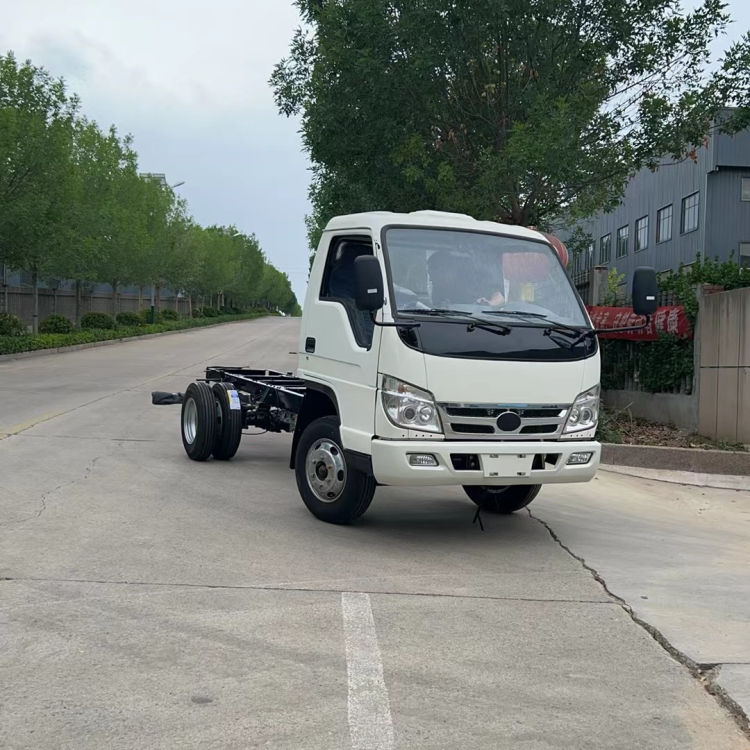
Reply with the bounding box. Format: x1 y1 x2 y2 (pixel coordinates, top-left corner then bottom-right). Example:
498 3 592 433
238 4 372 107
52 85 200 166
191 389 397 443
2 263 8 314
52 287 57 314
188 294 193 318
155 284 161 312
75 280 81 326
111 280 119 318
138 285 143 313
31 268 39 334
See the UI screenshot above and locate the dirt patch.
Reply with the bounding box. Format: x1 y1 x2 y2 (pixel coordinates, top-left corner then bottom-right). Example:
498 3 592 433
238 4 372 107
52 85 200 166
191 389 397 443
597 408 747 452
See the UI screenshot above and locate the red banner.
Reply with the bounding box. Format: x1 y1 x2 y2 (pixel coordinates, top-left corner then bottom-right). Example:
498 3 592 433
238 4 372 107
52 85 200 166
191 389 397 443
586 305 692 340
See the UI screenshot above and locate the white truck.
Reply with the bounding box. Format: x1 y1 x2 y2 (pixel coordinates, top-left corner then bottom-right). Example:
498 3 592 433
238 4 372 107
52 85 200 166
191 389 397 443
154 211 657 524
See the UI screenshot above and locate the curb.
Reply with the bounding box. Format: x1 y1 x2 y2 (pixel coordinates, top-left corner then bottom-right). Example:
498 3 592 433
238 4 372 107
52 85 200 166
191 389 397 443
600 465 748 491
0 317 270 363
601 442 750 476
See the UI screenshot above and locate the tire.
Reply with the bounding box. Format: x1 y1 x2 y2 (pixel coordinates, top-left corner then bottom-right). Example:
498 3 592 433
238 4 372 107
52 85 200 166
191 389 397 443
295 416 376 524
211 382 243 460
181 381 218 461
463 484 541 514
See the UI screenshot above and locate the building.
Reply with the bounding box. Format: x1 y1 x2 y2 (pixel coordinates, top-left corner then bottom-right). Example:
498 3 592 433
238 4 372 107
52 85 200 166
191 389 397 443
565 118 750 300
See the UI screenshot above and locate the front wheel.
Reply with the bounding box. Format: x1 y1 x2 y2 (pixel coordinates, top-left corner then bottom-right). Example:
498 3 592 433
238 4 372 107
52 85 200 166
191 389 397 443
295 416 376 524
463 484 541 514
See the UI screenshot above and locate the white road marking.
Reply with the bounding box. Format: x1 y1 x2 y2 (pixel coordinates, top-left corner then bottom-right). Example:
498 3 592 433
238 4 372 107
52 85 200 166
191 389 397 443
342 592 395 750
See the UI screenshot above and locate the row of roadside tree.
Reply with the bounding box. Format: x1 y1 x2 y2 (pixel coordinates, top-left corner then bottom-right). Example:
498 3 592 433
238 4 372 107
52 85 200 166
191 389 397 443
0 52 300 333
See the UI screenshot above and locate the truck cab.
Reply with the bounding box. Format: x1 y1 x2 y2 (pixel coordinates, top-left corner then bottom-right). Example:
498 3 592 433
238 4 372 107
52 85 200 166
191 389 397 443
293 210 603 522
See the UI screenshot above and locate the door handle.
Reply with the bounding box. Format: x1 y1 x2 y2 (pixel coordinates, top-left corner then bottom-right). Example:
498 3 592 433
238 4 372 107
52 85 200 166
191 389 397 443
305 337 316 353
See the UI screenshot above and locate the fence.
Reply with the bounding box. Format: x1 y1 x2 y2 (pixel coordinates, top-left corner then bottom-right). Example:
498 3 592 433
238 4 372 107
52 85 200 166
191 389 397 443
600 285 750 441
1 283 190 329
697 286 750 443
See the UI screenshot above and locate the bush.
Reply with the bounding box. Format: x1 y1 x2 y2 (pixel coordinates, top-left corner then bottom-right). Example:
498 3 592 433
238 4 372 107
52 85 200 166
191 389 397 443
0 312 26 336
192 308 204 318
39 314 73 334
201 306 219 317
80 312 115 330
0 310 269 355
159 308 180 321
116 311 142 327
137 309 160 324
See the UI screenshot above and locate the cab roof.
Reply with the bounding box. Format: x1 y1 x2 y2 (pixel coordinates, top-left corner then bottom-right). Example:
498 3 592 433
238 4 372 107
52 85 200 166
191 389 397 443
323 210 547 243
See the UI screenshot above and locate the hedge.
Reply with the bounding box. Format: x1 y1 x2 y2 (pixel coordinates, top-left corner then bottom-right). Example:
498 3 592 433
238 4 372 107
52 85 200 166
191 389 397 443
80 312 115 329
39 314 74 333
0 312 25 336
0 311 269 356
116 311 142 327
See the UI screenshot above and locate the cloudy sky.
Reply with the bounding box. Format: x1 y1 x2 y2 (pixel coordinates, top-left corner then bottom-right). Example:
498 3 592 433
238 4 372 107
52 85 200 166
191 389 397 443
1 1 748 304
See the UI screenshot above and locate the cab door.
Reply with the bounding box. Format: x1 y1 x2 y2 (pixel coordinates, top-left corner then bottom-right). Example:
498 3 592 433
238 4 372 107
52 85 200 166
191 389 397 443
298 232 382 454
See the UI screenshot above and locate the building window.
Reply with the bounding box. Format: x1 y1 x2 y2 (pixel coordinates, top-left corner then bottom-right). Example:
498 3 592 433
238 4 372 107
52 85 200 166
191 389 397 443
740 243 750 268
742 178 750 201
681 192 699 234
586 241 594 270
616 225 629 258
656 204 672 243
635 216 648 251
599 233 611 264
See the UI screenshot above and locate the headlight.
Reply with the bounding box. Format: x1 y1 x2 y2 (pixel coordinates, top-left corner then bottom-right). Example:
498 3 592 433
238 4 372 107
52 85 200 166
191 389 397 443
381 375 442 433
563 385 599 435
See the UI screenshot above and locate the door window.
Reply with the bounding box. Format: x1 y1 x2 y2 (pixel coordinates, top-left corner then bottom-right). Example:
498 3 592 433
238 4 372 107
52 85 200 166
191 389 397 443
320 236 376 348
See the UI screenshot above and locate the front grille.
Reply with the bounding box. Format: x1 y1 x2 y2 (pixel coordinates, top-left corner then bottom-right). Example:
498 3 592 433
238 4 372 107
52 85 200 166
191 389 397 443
438 402 570 440
449 423 494 434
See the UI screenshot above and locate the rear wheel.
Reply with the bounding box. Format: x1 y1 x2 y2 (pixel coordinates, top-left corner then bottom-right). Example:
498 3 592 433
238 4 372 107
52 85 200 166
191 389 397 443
463 484 541 514
181 381 218 461
295 416 375 524
211 382 243 460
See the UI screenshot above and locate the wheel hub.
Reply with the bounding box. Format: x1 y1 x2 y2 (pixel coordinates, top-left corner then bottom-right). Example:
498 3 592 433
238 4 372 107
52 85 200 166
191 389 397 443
306 439 346 503
183 398 198 445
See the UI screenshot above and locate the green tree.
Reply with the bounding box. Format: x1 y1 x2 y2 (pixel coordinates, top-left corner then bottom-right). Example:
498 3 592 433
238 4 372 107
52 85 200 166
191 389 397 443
273 0 750 247
68 122 146 318
0 52 79 331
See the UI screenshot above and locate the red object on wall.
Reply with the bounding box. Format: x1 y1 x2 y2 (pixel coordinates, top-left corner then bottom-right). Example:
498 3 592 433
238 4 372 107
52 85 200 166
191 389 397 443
539 232 569 268
586 305 693 340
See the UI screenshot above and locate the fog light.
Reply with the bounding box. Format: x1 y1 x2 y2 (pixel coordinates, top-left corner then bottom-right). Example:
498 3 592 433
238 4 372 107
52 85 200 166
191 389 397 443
567 451 593 465
408 453 438 467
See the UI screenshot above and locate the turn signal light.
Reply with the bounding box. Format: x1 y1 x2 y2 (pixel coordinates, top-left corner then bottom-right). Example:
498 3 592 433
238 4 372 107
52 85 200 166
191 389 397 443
408 454 438 467
566 452 593 465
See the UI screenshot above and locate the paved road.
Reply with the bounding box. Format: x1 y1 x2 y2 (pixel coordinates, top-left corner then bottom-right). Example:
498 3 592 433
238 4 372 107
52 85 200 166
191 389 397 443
1 317 748 749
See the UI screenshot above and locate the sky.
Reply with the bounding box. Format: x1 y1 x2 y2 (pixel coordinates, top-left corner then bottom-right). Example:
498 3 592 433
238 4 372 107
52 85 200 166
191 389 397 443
1 1 748 305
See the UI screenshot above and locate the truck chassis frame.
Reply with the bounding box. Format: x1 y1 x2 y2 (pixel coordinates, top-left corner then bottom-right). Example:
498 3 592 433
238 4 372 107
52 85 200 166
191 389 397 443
153 367 305 434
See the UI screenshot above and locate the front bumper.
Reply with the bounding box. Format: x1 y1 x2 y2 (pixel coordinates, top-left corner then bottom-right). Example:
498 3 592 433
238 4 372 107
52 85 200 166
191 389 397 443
370 439 600 486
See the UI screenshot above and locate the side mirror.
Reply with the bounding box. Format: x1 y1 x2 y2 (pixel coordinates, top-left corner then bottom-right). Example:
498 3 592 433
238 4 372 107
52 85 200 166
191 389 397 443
354 255 384 311
632 267 658 317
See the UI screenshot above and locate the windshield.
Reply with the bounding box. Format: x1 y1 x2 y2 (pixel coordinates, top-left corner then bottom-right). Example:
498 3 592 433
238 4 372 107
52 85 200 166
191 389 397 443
384 227 589 328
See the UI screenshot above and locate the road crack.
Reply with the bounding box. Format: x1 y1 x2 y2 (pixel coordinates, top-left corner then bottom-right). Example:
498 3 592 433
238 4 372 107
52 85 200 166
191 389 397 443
1 454 104 527
0 575 616 605
527 507 750 739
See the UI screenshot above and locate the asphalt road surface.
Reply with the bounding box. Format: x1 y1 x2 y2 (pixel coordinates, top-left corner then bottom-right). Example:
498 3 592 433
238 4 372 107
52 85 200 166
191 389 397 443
1 317 748 749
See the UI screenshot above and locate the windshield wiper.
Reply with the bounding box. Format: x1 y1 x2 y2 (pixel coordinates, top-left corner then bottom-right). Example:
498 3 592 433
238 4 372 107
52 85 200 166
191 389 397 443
466 320 511 335
399 308 475 317
399 308 510 335
481 309 549 319
482 309 594 341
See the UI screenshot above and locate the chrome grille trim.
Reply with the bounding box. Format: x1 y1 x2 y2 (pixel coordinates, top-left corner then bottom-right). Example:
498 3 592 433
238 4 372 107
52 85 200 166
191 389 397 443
437 402 570 440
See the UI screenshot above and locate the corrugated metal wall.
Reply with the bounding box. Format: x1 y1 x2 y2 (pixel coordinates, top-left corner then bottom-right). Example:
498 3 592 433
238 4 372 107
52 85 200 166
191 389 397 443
563 128 750 287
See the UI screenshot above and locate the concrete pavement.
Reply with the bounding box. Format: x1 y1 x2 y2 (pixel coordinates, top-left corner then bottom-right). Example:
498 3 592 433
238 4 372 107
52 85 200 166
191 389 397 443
532 467 750 727
1 317 748 748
